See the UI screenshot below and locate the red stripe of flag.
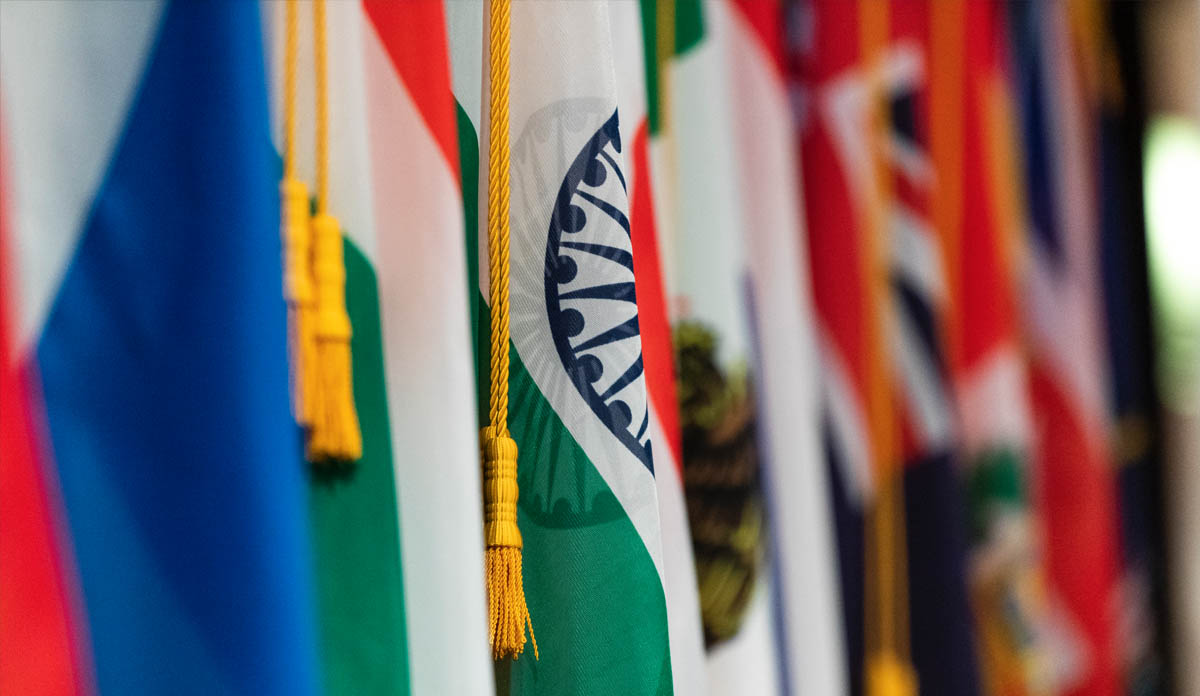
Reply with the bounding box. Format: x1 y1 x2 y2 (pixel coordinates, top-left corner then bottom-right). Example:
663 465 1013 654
362 0 460 180
630 120 681 466
0 101 92 696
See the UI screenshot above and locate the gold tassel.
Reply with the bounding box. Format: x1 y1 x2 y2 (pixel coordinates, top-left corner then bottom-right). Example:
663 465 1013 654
306 212 361 462
482 426 536 659
866 652 918 696
304 0 360 463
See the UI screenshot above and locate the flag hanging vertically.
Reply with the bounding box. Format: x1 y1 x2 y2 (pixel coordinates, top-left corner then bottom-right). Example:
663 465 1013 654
0 2 321 693
656 2 787 694
1009 2 1123 695
712 1 846 694
1088 2 1170 692
264 2 492 694
360 3 495 694
612 3 709 694
932 2 1054 694
450 2 673 693
791 1 982 694
0 96 92 696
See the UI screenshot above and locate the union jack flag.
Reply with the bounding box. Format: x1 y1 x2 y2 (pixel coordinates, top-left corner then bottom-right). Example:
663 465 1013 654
1009 3 1123 695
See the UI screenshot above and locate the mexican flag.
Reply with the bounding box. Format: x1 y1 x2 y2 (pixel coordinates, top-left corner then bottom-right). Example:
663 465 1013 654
653 1 786 694
712 2 846 695
447 2 672 693
265 3 492 694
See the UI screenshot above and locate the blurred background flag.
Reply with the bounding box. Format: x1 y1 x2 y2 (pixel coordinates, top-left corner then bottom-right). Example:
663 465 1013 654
713 1 846 694
0 99 92 696
932 2 1055 694
0 2 320 693
656 0 788 694
1008 2 1124 694
1087 2 1172 693
791 1 982 694
262 2 491 694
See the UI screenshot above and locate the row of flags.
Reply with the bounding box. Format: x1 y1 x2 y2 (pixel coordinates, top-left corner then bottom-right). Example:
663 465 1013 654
0 1 1174 695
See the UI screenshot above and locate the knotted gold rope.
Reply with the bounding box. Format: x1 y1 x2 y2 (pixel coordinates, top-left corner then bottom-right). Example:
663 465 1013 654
482 0 536 661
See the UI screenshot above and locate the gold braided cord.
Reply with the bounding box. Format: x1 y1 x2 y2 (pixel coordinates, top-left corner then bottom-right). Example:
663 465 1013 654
487 0 512 434
283 0 298 179
859 0 915 694
859 0 894 661
313 0 329 215
481 0 533 661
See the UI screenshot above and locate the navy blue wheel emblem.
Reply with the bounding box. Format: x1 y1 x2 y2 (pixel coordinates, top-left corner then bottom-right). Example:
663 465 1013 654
544 110 654 472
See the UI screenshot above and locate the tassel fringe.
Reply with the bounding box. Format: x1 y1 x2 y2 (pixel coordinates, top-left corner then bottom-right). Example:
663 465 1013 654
306 212 361 463
866 652 918 696
482 426 535 660
307 338 361 462
486 546 536 661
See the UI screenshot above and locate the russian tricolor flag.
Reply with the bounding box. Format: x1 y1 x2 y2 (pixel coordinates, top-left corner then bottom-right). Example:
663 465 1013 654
1 3 320 694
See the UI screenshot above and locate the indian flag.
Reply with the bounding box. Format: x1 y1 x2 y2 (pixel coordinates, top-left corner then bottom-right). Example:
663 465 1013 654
264 2 493 695
448 2 673 693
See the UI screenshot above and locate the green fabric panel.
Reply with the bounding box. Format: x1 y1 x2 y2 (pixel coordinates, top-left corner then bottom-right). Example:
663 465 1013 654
674 0 705 56
495 343 673 696
307 238 410 696
458 102 482 395
639 0 661 135
459 104 672 696
640 0 707 135
965 449 1028 544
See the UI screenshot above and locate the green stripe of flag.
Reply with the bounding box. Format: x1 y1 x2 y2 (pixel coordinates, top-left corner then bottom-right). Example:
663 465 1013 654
640 0 706 135
307 238 410 696
458 101 672 696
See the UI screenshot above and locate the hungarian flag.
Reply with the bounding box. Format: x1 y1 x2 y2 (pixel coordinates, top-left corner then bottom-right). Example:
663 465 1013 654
655 1 788 693
0 3 320 693
263 2 491 694
933 2 1055 694
791 1 982 694
449 3 673 693
1008 2 1123 695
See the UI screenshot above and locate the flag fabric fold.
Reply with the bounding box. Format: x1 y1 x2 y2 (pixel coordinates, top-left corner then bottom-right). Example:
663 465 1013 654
449 3 674 693
1 2 321 693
